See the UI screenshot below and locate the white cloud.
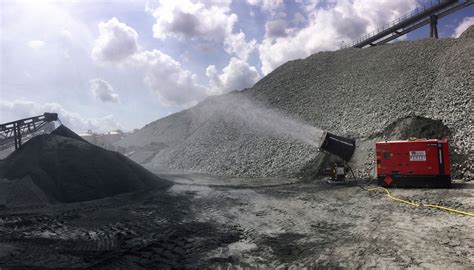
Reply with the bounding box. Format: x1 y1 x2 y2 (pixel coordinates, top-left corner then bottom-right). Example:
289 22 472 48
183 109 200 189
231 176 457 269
28 40 45 50
257 0 417 74
247 0 284 13
452 16 474 38
0 100 122 133
92 17 139 63
224 31 256 61
89 17 209 107
89 78 120 103
292 12 306 25
130 50 207 107
265 19 288 38
150 0 237 41
206 57 260 95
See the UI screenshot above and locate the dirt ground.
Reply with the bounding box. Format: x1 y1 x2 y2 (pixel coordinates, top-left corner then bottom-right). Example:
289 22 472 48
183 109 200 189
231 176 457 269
0 174 473 269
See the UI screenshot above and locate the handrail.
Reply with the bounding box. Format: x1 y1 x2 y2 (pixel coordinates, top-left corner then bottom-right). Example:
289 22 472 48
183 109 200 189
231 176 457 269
340 0 472 49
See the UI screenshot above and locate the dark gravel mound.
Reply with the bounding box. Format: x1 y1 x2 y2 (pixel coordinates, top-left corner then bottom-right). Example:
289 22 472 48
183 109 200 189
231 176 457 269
377 116 450 140
51 124 87 142
116 27 473 179
0 130 172 204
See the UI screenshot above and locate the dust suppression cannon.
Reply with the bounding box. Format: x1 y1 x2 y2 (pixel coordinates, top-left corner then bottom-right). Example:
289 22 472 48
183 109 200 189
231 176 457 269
318 131 356 182
319 131 356 162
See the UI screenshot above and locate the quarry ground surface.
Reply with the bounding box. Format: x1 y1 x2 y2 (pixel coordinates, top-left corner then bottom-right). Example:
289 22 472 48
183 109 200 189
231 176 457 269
0 174 473 269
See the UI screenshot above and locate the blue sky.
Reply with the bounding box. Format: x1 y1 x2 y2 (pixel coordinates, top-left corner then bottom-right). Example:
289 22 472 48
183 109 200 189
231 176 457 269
1 0 473 133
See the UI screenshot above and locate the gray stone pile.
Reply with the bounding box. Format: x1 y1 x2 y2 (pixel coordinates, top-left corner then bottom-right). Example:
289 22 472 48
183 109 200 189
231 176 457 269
116 94 325 177
116 26 473 180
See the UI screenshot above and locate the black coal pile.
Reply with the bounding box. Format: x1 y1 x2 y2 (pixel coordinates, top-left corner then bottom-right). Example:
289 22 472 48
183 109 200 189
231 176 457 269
0 125 171 205
51 124 88 142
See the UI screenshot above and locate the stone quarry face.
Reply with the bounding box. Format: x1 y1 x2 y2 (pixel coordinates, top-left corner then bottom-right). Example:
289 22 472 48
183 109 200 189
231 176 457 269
115 26 473 180
0 125 172 205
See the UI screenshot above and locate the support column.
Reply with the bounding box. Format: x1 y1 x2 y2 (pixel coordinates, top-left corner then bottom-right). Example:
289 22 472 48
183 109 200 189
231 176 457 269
13 123 18 149
17 124 22 148
430 14 439 38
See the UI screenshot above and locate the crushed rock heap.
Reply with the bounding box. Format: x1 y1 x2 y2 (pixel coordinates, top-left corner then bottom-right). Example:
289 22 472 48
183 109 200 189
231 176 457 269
0 125 172 205
116 26 474 180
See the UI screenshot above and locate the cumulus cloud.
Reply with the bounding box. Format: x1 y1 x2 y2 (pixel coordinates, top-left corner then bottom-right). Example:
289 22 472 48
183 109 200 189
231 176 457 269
149 0 237 41
0 100 122 133
206 57 260 95
265 19 288 38
257 0 417 74
28 40 45 50
452 16 474 38
292 12 306 25
148 1 257 65
89 17 208 107
92 17 139 63
130 50 207 107
89 79 120 103
247 0 284 13
224 31 256 61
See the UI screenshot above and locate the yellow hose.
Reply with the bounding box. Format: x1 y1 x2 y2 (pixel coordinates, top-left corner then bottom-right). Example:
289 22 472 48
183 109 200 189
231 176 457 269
367 187 474 217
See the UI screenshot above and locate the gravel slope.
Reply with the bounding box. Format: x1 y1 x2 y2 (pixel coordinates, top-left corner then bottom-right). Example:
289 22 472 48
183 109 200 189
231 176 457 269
116 26 473 179
117 94 324 177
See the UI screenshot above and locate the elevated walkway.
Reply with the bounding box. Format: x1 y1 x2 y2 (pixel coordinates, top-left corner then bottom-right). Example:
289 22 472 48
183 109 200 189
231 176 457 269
343 0 474 49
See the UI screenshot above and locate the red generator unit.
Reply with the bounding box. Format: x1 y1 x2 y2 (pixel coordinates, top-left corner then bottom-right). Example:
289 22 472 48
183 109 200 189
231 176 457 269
376 139 451 188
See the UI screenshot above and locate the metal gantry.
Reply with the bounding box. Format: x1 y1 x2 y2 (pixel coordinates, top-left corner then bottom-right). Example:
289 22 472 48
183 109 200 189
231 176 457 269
343 0 474 49
0 113 59 150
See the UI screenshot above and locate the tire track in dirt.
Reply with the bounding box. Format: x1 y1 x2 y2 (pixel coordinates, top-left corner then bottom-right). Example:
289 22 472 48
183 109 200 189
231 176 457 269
0 188 244 268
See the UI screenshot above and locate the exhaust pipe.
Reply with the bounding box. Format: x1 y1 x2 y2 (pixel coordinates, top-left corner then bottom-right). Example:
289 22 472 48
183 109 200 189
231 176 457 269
319 131 356 162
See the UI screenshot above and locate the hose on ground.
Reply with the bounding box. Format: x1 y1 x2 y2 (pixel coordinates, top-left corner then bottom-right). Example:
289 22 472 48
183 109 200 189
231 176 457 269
345 162 374 190
367 186 474 217
333 162 472 217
